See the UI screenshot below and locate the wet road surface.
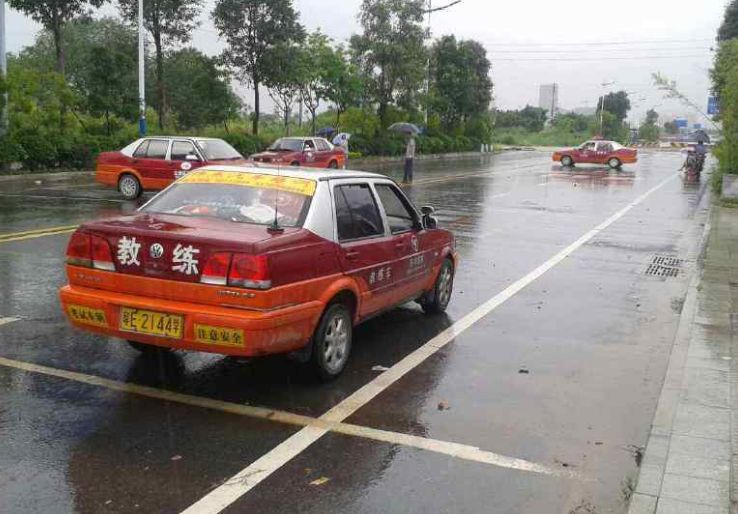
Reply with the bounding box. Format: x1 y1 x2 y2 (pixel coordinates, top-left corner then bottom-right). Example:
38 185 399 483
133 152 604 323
0 151 711 513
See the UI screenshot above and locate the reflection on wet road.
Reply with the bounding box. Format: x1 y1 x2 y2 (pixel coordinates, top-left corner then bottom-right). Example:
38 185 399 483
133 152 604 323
0 151 711 513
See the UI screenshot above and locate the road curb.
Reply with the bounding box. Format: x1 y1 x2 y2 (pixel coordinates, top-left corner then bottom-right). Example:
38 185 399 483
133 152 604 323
0 170 94 182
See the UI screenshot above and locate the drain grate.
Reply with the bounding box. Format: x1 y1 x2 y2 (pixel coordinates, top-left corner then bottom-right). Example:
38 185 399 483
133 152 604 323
645 255 682 278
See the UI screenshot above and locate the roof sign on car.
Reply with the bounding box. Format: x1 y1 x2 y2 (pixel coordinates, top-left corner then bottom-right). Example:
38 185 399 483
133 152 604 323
180 170 317 196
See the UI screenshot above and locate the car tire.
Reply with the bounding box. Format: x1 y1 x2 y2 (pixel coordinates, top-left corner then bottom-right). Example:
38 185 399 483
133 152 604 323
310 303 353 381
561 156 574 167
127 340 171 355
118 174 142 200
290 161 300 166
608 157 622 169
328 160 339 169
421 258 455 314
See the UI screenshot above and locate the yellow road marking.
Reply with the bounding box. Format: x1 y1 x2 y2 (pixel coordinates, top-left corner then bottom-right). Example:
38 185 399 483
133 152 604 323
0 226 77 243
0 355 584 481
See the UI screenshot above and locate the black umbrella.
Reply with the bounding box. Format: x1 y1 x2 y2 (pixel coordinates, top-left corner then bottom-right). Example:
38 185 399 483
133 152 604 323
388 122 421 135
316 127 336 137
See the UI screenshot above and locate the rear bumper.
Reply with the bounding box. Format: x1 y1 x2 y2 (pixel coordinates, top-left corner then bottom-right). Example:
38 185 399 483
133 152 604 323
59 284 324 356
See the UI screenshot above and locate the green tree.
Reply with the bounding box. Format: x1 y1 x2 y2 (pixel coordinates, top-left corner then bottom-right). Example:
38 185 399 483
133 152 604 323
711 39 738 174
163 48 241 131
495 105 547 132
119 0 202 130
321 45 363 128
664 120 679 134
645 108 659 125
719 0 738 41
429 35 493 131
212 0 304 135
264 43 305 135
298 31 332 136
597 91 631 122
350 0 426 128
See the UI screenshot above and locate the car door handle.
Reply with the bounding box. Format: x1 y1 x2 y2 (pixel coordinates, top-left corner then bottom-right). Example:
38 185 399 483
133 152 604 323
394 241 406 251
345 250 360 260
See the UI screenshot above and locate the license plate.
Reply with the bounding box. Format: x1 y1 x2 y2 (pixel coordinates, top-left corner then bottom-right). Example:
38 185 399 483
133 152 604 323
67 305 108 328
195 324 244 347
120 307 183 338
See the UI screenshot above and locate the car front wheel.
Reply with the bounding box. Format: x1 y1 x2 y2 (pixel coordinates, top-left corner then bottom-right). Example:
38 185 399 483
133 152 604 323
422 258 454 314
561 156 574 167
118 174 142 200
310 303 353 381
608 157 622 169
328 160 339 169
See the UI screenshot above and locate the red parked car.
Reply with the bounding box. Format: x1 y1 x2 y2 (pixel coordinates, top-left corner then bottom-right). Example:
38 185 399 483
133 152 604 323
251 137 346 169
552 140 638 169
60 166 456 380
96 136 248 200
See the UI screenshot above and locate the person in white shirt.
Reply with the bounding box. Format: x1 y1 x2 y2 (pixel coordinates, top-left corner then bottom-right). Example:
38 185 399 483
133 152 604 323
403 136 416 183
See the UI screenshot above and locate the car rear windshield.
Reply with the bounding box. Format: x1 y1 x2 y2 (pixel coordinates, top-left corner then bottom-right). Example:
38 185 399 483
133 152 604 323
268 139 304 152
142 176 314 227
195 139 242 160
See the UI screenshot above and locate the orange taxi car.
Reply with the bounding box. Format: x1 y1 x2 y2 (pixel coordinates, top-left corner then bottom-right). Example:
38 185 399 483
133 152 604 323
553 139 638 169
60 166 457 379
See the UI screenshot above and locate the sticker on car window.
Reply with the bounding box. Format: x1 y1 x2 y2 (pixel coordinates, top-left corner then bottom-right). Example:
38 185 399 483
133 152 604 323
181 170 316 196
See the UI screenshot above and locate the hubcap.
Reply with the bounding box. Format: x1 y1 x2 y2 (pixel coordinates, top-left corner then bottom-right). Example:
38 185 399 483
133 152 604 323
438 265 453 306
120 177 138 198
323 314 348 373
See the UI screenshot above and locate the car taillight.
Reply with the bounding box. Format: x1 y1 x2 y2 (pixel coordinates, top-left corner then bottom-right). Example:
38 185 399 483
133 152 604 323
229 254 271 289
200 253 271 289
66 231 91 267
201 252 231 285
91 235 115 271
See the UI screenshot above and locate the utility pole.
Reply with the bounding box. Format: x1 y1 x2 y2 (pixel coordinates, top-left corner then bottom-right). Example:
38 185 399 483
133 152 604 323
0 0 8 137
137 0 146 136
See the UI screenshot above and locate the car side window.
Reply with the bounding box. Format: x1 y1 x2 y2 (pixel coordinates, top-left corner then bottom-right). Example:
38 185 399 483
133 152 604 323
171 141 197 161
582 142 595 151
316 139 330 151
304 140 316 151
146 139 169 159
375 184 417 234
133 140 150 158
596 142 612 152
335 184 384 241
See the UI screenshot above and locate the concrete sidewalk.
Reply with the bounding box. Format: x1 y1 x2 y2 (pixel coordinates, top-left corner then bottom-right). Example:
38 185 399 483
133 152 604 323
629 205 738 514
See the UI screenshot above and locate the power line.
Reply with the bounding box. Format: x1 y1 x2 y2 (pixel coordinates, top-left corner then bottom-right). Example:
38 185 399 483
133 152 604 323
491 54 711 62
490 47 713 54
483 38 713 47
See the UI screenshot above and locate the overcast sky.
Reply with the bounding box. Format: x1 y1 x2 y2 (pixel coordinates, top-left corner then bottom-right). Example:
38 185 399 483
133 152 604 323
5 0 729 124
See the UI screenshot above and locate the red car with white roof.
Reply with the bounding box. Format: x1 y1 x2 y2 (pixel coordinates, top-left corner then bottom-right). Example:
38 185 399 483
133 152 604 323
96 136 248 200
552 139 638 169
251 137 346 169
60 166 457 380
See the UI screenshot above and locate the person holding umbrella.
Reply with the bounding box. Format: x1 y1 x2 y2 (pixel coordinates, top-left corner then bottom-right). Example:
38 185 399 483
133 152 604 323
388 122 421 184
332 132 351 169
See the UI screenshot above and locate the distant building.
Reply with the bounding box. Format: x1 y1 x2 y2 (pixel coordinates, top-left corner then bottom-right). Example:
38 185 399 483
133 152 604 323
539 84 559 120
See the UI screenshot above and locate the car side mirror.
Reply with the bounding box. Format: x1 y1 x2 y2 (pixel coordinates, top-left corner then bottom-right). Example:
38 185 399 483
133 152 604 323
421 205 437 229
185 154 199 161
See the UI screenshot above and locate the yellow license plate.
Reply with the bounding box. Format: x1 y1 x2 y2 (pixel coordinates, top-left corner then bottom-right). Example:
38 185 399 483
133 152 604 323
195 324 244 347
67 305 108 328
120 307 183 338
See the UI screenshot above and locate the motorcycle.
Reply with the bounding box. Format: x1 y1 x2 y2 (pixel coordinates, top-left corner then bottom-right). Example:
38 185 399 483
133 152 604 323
681 148 705 181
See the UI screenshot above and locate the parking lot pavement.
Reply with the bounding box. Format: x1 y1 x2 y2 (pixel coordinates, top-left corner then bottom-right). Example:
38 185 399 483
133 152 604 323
0 151 713 513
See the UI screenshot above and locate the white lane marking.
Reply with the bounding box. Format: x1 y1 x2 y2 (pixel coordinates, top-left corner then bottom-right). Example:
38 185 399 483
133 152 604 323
491 192 510 199
0 355 582 480
182 171 679 514
0 317 20 327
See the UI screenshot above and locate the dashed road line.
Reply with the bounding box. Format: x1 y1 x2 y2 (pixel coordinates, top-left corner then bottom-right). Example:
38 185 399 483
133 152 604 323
0 355 584 480
181 172 680 514
0 317 20 327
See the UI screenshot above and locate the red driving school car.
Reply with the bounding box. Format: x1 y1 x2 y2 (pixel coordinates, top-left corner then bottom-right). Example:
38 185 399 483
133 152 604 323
60 167 457 380
552 140 638 169
251 137 346 169
96 136 248 200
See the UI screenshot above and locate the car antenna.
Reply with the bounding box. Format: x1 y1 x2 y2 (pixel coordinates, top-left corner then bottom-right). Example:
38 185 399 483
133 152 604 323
268 163 284 234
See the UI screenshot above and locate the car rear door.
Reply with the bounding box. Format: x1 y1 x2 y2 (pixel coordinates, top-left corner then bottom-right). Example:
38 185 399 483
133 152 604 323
595 142 612 164
315 139 332 167
133 139 171 183
332 182 397 318
374 182 431 302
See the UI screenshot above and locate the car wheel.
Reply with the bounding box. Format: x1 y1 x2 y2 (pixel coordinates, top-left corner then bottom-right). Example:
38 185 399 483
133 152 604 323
290 161 300 166
608 157 622 169
328 160 339 169
561 155 574 167
310 303 353 381
127 340 171 355
422 258 454 314
118 174 142 200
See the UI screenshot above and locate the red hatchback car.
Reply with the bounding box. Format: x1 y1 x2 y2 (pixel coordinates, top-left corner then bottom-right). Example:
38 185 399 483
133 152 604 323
251 137 346 169
60 166 457 380
553 140 638 169
96 136 248 200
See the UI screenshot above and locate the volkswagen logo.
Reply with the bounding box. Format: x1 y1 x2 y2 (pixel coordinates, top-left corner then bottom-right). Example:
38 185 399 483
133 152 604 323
149 243 164 259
